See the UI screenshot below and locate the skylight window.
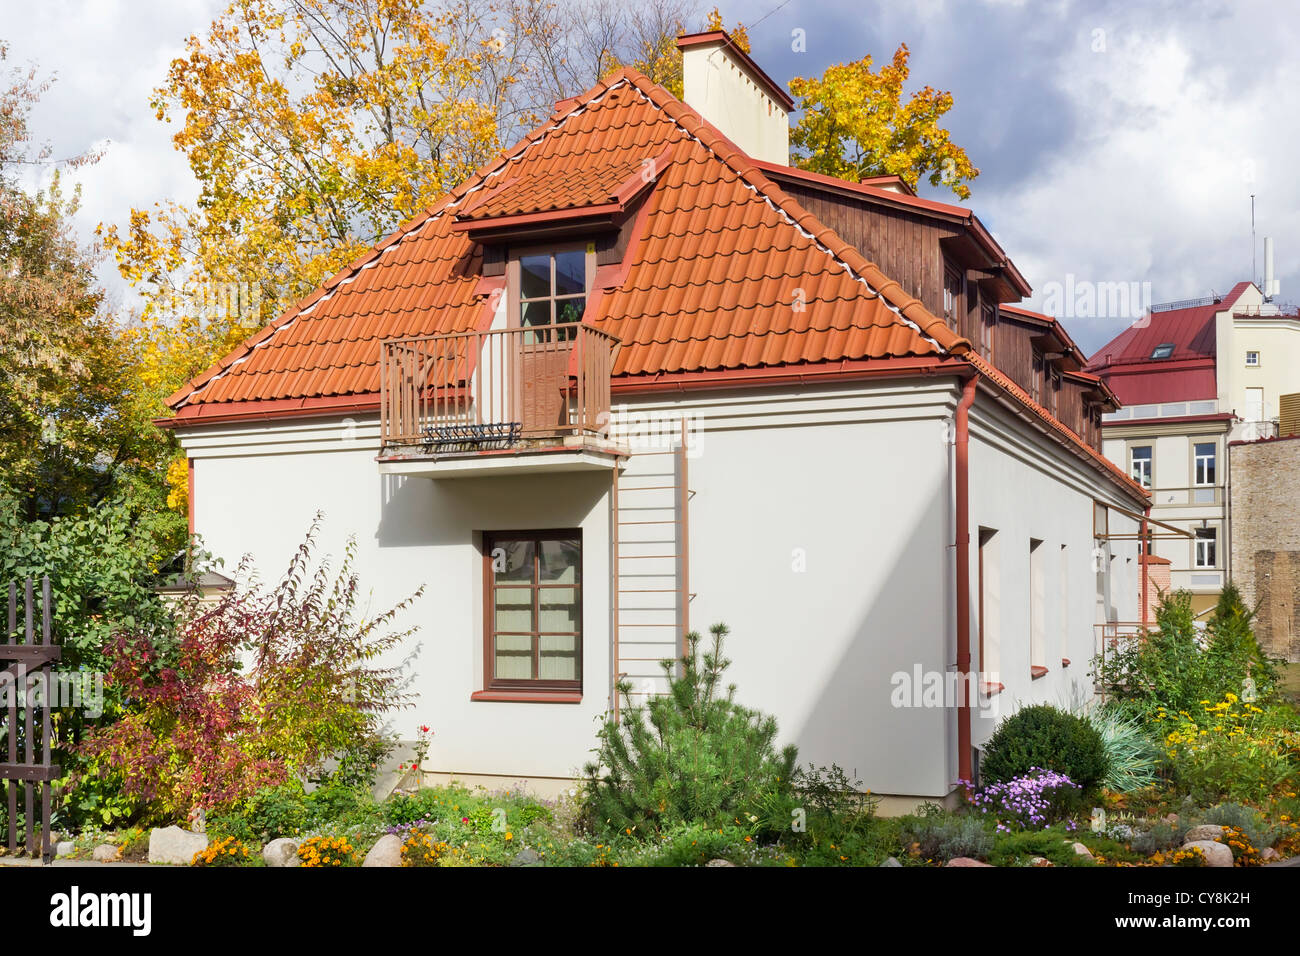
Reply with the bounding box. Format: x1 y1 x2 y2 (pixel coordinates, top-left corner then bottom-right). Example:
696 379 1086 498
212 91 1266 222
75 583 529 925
1150 343 1175 360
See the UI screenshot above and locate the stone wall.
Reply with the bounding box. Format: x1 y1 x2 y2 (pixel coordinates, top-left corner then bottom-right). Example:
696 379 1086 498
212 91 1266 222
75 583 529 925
1229 437 1300 661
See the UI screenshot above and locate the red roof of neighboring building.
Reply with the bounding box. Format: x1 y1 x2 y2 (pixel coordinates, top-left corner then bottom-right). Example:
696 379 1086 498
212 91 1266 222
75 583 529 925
1087 282 1255 408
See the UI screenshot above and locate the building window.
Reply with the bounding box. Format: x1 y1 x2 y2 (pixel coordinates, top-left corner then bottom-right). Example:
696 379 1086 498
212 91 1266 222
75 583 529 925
981 303 996 360
483 531 582 692
1246 350 1260 367
1049 366 1062 418
1030 350 1044 404
1129 445 1153 488
1194 527 1217 569
1193 442 1216 486
943 266 963 330
1150 343 1175 360
516 248 589 341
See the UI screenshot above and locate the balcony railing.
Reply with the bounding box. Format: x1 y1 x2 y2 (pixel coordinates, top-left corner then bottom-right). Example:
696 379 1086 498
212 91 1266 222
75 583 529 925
379 323 619 453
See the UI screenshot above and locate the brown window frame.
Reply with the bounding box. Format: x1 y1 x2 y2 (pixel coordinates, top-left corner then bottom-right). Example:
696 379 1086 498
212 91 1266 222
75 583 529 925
480 529 583 697
507 243 595 341
981 302 996 360
1030 349 1044 404
943 265 963 331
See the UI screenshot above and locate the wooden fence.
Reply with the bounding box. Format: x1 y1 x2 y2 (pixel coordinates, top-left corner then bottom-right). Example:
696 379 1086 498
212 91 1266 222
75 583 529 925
1 577 60 863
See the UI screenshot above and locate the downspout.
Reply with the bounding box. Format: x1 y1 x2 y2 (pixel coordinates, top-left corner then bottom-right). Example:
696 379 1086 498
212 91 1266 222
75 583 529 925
1140 507 1150 628
954 374 978 784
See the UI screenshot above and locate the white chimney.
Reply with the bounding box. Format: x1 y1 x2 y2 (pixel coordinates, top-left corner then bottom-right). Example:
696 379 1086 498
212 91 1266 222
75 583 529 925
677 31 792 165
1264 236 1280 299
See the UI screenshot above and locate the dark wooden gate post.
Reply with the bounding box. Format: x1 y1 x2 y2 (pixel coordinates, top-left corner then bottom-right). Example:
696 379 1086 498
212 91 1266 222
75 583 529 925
1 576 61 864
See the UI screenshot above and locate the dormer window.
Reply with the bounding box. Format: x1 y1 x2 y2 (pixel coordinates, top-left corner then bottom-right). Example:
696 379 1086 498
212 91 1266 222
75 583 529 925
516 246 592 341
1150 343 1175 360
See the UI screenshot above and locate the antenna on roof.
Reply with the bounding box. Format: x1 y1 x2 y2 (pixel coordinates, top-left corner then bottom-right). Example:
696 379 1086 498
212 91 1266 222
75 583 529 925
1251 194 1256 286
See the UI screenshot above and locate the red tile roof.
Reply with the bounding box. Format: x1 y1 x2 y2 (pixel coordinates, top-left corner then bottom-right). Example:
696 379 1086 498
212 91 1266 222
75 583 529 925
159 66 1143 504
165 68 966 411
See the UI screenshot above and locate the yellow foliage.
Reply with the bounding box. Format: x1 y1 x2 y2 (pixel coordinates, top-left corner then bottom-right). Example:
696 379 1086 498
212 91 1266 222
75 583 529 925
789 44 978 200
100 0 511 408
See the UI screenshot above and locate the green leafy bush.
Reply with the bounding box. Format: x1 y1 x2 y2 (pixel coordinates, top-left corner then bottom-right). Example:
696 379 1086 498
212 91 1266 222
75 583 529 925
979 704 1109 794
243 781 310 840
583 623 798 835
1082 703 1163 792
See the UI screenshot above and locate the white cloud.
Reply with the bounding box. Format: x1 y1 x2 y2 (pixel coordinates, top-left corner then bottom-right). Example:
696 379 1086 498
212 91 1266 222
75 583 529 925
5 0 220 302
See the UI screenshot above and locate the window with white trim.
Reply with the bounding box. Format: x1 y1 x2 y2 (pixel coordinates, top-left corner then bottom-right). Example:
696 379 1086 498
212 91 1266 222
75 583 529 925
1194 527 1217 569
1193 442 1216 486
1129 445 1153 489
1246 350 1260 367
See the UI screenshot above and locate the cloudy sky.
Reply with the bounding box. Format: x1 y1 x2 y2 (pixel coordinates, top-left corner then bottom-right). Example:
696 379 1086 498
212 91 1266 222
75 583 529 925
6 0 1297 354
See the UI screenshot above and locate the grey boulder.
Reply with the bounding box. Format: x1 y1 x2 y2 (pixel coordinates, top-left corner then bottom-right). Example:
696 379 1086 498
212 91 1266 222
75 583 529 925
263 837 300 867
362 834 404 868
148 826 209 865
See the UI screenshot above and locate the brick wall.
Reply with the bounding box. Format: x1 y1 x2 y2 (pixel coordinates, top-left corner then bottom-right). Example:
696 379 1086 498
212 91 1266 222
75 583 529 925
1229 437 1300 661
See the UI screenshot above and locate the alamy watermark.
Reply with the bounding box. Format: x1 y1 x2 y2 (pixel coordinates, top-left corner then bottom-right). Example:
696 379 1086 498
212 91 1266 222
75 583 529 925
0 666 104 718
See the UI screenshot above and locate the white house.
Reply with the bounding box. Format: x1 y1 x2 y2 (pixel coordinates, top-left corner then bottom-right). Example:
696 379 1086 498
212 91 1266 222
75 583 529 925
161 32 1145 808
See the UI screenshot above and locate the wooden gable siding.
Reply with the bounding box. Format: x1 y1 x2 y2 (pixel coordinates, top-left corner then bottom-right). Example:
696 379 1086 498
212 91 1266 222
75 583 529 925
780 183 958 318
994 309 1039 397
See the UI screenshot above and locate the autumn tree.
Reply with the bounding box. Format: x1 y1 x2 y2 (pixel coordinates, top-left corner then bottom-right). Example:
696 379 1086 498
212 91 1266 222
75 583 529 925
789 44 978 199
0 43 173 528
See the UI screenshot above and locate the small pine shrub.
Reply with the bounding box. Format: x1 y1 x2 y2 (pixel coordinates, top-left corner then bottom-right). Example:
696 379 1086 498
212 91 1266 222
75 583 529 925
979 704 1109 794
583 623 798 835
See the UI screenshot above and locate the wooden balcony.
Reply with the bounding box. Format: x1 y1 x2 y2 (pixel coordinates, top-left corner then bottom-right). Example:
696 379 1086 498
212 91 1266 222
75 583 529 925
378 323 624 476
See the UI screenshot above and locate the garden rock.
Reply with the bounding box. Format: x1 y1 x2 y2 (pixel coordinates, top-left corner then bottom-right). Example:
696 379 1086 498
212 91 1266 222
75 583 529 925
362 834 404 867
1183 840 1233 867
1071 842 1094 861
510 848 542 867
1183 824 1226 844
92 844 121 863
148 826 208 865
879 857 902 867
945 857 992 867
55 841 75 858
705 858 736 867
263 838 300 868
1261 847 1281 862
1163 813 1179 826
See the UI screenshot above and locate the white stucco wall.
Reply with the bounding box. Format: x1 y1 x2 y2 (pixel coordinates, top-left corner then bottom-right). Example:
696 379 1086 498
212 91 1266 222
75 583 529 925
178 375 1143 800
967 397 1142 756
